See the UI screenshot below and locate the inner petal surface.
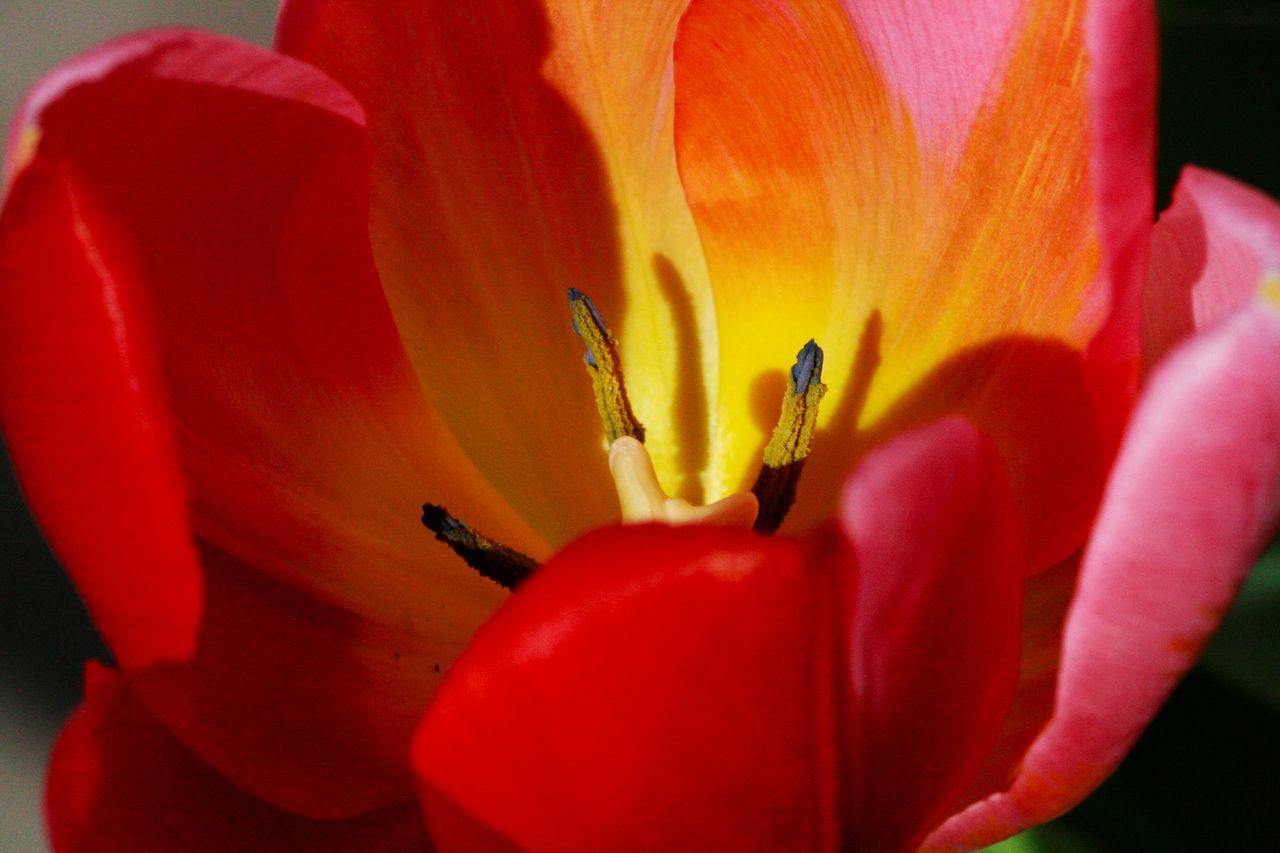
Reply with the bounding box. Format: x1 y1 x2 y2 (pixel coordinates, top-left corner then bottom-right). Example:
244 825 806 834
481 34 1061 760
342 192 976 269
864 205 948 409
278 0 716 537
674 0 1103 505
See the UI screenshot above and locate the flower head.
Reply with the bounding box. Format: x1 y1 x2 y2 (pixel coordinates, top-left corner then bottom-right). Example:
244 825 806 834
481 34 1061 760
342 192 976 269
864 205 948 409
3 1 1280 850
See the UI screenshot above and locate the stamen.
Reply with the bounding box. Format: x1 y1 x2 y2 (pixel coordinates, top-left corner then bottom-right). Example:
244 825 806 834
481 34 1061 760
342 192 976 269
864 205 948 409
751 340 827 534
568 288 645 444
421 504 539 590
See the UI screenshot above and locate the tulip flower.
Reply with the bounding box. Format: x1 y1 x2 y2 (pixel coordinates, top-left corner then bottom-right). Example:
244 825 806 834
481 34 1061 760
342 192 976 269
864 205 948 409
3 0 1279 849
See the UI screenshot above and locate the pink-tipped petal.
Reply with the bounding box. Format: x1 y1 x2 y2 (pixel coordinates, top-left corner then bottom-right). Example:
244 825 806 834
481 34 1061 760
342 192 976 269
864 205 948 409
926 302 1280 850
671 0 1141 536
838 0 1023 169
1144 167 1280 367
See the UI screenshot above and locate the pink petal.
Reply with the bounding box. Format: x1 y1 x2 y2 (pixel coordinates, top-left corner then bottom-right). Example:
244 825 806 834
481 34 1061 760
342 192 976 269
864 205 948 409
839 416 1026 849
926 301 1280 850
1144 167 1280 368
1084 0 1158 366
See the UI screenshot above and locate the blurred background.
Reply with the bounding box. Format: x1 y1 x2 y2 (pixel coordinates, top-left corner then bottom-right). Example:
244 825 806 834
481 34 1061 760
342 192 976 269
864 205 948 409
0 1 1277 850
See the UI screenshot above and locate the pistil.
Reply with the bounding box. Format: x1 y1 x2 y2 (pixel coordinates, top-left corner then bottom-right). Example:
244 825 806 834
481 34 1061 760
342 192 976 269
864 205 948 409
609 435 758 526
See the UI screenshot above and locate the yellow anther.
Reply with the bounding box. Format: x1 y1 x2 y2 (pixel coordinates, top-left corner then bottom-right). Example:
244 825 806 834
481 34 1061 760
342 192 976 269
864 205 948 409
609 437 758 527
752 340 827 534
569 288 645 444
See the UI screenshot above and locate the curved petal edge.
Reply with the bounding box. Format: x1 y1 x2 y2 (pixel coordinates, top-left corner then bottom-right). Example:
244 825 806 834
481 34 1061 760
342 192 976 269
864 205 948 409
927 301 1280 850
1144 166 1280 368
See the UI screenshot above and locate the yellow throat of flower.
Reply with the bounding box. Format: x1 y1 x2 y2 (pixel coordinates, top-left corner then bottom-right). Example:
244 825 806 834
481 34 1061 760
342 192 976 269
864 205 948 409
424 289 825 591
571 288 824 534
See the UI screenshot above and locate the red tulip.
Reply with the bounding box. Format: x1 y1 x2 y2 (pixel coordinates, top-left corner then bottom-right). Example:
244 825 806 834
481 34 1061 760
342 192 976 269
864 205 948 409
3 1 1279 850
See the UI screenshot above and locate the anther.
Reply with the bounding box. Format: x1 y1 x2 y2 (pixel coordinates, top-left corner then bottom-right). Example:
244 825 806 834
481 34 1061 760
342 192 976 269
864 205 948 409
421 504 539 590
568 288 645 444
751 340 827 535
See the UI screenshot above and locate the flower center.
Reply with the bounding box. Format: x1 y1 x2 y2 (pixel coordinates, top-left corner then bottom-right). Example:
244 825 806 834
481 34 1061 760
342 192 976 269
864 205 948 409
422 290 825 589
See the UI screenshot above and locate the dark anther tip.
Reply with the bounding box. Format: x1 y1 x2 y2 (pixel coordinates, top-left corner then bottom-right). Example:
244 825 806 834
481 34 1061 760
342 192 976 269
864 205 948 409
421 503 461 534
791 339 825 395
568 287 608 333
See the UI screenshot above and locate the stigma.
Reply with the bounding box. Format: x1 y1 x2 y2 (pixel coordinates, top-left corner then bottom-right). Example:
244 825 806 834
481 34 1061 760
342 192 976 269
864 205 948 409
609 435 759 526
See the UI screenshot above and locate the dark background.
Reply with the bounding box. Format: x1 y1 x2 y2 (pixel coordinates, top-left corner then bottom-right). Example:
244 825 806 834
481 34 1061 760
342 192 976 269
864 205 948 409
1 1 1277 849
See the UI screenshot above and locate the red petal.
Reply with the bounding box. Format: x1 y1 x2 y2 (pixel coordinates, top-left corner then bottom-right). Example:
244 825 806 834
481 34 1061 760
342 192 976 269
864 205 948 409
927 303 1280 849
413 418 1024 849
0 157 200 670
416 525 828 850
46 663 429 852
1144 167 1280 368
0 29 527 817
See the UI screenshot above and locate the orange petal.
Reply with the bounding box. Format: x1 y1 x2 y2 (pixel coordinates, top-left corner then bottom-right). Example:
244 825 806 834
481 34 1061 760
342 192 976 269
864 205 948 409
278 0 716 529
673 0 1107 503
